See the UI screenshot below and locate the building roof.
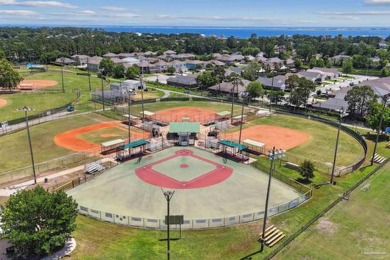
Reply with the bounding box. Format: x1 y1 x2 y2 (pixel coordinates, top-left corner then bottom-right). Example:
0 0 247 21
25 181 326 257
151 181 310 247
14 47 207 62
297 71 323 81
312 98 348 111
256 76 286 90
88 56 103 65
119 139 149 150
169 122 200 133
166 75 197 86
218 139 248 151
103 52 118 58
208 80 250 93
101 139 125 148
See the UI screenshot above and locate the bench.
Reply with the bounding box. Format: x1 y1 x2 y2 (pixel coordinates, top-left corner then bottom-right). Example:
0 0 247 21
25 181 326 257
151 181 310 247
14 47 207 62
85 161 105 174
266 231 284 246
268 234 285 247
285 162 300 171
259 225 275 238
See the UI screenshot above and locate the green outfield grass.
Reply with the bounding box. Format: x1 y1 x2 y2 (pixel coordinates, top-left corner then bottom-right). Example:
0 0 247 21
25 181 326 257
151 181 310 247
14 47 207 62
0 113 113 174
275 161 390 260
230 114 365 167
0 92 74 121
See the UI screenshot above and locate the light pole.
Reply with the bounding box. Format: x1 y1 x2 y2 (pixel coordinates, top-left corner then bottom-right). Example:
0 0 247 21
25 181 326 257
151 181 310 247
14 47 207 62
101 74 105 111
140 72 145 123
17 106 37 184
163 190 175 260
371 96 389 165
87 57 91 91
127 90 132 143
230 83 237 125
260 147 285 252
238 91 249 147
61 57 65 93
330 107 346 184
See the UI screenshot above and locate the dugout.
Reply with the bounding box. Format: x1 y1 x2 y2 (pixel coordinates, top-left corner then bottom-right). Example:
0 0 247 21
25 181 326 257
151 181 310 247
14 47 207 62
243 139 265 155
101 139 125 155
116 139 149 161
218 139 249 162
168 122 200 146
123 114 139 126
216 111 231 121
231 115 248 125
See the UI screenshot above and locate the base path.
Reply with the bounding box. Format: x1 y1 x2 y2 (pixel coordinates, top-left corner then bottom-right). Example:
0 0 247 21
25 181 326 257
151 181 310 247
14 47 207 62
223 125 310 150
18 79 58 89
0 98 7 108
154 107 216 124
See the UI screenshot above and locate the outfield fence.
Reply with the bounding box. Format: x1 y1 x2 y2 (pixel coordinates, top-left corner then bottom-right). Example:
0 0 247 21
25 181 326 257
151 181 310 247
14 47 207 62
65 188 311 230
0 150 101 184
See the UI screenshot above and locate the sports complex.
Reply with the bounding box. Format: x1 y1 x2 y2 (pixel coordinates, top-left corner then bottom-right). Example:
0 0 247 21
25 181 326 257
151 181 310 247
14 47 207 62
0 69 388 258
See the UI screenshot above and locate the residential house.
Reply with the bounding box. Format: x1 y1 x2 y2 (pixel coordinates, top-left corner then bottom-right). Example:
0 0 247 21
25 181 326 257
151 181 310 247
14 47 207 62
297 71 324 83
71 55 89 65
307 67 341 79
168 60 187 73
378 42 388 49
55 57 75 65
166 75 198 88
153 60 169 73
185 60 206 70
103 52 119 59
331 55 351 64
256 75 287 91
208 79 250 94
87 56 103 72
121 57 140 66
164 50 177 56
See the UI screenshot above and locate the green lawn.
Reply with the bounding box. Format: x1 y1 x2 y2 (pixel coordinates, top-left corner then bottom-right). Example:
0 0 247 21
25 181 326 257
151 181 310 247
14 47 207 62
236 114 365 167
275 161 390 260
0 113 113 175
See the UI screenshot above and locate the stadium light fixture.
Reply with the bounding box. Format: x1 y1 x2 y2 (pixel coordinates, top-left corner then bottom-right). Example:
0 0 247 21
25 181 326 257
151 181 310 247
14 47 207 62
162 189 175 260
61 57 65 93
260 147 285 252
17 106 37 184
238 91 249 147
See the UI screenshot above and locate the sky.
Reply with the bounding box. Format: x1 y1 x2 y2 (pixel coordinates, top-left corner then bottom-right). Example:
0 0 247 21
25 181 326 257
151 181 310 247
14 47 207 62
0 0 390 27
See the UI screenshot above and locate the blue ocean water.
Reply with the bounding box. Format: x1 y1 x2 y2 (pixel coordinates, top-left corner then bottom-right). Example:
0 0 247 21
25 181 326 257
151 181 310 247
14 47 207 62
97 26 390 38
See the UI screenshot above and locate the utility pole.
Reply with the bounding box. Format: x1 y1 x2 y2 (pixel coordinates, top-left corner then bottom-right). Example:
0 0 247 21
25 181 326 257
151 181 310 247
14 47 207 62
61 57 65 93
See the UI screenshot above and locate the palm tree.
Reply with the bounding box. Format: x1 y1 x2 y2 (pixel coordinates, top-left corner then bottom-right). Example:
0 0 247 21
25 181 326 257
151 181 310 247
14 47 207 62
299 160 315 181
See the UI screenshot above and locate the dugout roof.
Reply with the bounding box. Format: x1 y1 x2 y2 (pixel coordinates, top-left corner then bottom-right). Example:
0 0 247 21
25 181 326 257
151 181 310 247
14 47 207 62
169 122 200 133
216 111 231 116
101 139 125 148
218 139 248 151
119 139 149 150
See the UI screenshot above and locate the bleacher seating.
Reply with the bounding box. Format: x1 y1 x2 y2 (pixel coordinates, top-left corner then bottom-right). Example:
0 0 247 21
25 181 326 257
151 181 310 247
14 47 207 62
373 153 386 164
259 225 285 248
84 161 105 174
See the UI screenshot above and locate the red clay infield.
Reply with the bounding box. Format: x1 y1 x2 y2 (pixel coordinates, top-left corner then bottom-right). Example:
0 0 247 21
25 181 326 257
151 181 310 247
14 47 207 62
223 125 310 151
54 122 148 152
136 149 233 189
0 98 7 108
154 107 216 124
18 80 58 89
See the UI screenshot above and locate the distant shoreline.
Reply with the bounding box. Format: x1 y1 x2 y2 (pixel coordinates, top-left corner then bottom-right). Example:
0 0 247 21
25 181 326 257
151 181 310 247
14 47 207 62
1 25 390 38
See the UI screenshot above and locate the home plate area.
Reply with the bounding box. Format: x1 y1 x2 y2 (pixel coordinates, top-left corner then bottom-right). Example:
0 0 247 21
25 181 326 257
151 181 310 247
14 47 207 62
136 149 233 189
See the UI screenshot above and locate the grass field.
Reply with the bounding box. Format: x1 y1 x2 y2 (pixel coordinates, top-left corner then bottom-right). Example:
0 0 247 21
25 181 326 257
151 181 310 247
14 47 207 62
0 113 113 174
275 161 390 259
234 114 365 167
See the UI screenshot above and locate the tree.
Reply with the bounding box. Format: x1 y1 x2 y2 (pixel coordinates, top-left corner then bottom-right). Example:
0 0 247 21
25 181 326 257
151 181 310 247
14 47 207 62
125 65 139 79
0 58 23 90
99 58 114 76
242 61 261 81
294 58 302 70
246 81 264 101
167 66 176 75
268 90 285 105
1 186 78 258
381 67 389 76
113 64 125 78
345 85 376 117
342 58 354 73
288 76 316 108
299 160 315 181
196 71 218 90
365 101 390 132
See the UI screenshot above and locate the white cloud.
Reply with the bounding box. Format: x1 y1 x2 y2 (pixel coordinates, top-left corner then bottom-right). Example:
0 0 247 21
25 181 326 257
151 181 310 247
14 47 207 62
75 10 96 15
317 10 390 15
101 6 126 11
112 13 142 18
364 0 390 4
0 9 37 16
0 0 77 8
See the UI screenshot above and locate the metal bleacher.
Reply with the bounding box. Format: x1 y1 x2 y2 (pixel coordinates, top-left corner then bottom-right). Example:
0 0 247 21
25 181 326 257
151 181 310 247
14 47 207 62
84 161 105 174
